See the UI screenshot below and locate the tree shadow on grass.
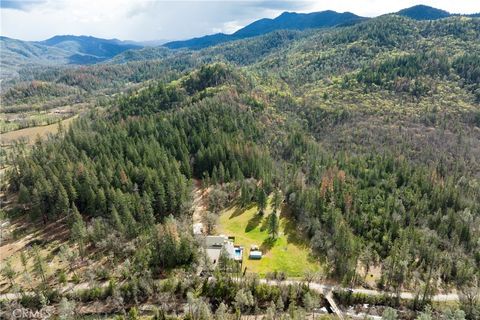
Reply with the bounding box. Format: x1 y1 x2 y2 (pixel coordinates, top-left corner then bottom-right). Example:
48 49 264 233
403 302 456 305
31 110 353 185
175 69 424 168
281 206 310 247
245 212 263 232
259 213 271 232
260 237 276 253
229 202 256 219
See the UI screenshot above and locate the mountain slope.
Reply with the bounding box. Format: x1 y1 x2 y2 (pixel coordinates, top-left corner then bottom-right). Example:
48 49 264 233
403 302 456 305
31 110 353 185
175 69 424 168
0 35 143 79
163 10 365 49
397 5 451 20
233 10 363 37
164 33 232 50
40 35 141 61
0 36 71 79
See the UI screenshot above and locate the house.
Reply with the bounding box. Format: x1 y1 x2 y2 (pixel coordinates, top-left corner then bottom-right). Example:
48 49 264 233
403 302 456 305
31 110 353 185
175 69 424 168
203 235 243 265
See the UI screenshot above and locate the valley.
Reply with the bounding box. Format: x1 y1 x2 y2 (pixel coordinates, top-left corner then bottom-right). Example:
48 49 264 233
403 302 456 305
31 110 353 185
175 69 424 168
0 3 479 320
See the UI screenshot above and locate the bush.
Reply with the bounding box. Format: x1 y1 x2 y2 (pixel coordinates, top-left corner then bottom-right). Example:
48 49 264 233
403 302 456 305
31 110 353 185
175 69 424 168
333 290 400 307
77 286 106 302
58 270 67 285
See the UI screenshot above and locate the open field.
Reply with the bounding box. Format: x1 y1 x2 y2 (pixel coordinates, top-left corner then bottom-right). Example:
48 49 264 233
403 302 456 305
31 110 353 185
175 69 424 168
0 102 88 133
0 115 77 145
217 200 322 277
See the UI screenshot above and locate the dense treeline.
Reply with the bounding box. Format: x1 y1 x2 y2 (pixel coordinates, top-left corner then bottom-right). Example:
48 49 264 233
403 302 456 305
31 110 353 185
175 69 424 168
2 80 82 105
8 70 272 239
453 53 480 101
117 63 246 117
355 50 449 95
275 131 480 288
354 50 480 100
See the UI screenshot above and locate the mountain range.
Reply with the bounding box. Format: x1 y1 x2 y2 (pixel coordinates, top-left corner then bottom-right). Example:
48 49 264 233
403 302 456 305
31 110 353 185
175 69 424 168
1 5 478 79
38 35 141 63
0 35 141 78
163 5 480 49
163 10 365 49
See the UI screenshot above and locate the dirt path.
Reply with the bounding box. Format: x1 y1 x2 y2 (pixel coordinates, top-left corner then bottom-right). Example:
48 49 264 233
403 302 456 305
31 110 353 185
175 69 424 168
0 277 460 305
192 179 208 224
257 279 460 302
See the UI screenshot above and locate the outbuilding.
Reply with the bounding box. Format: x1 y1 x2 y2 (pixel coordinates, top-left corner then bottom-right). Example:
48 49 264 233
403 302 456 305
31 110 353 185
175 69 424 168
249 250 262 260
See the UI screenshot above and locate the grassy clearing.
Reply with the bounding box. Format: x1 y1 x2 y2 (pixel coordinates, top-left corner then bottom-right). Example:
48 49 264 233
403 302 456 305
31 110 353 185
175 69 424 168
217 199 322 278
0 115 77 145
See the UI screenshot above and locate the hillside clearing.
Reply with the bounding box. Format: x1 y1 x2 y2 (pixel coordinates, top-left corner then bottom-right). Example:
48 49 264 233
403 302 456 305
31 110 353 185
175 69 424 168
217 200 322 278
0 115 77 145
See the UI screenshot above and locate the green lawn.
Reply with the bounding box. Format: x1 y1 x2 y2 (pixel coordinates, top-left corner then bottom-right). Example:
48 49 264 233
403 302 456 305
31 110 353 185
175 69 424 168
217 200 322 277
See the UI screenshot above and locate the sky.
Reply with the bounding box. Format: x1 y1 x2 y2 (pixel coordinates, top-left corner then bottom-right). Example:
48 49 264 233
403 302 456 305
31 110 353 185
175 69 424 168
1 0 479 42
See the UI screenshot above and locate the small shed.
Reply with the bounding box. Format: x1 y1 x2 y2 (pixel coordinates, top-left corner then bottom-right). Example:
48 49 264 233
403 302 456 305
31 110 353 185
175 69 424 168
249 250 262 260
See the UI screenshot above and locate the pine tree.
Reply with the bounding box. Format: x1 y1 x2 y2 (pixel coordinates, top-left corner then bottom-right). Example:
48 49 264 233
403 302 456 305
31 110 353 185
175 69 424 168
272 189 282 214
55 185 70 216
215 302 228 320
32 245 47 284
218 162 225 184
212 166 219 185
232 161 243 181
239 182 251 208
110 206 125 233
71 204 87 256
267 212 279 240
217 247 230 274
153 181 166 216
139 193 156 230
276 295 284 312
256 188 267 215
20 251 28 273
96 188 107 216
18 183 31 211
1 259 16 287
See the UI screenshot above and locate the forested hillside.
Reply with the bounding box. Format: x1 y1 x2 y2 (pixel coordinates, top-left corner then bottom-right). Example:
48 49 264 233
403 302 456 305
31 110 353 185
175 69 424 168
0 35 142 79
2 12 480 319
164 10 364 49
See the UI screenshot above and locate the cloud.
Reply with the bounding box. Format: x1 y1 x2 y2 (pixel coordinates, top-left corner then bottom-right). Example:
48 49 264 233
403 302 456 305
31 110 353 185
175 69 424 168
1 0 479 41
0 0 45 11
248 0 312 11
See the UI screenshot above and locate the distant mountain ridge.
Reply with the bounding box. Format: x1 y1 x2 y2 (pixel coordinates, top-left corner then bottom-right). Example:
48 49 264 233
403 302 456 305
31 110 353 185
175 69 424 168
233 10 363 37
2 5 479 79
164 10 365 49
396 4 480 20
397 5 453 20
39 35 141 63
164 5 480 50
0 35 143 78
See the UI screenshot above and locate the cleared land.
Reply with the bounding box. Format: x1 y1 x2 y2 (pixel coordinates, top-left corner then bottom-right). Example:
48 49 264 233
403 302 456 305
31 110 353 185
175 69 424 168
0 115 77 145
217 200 322 277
